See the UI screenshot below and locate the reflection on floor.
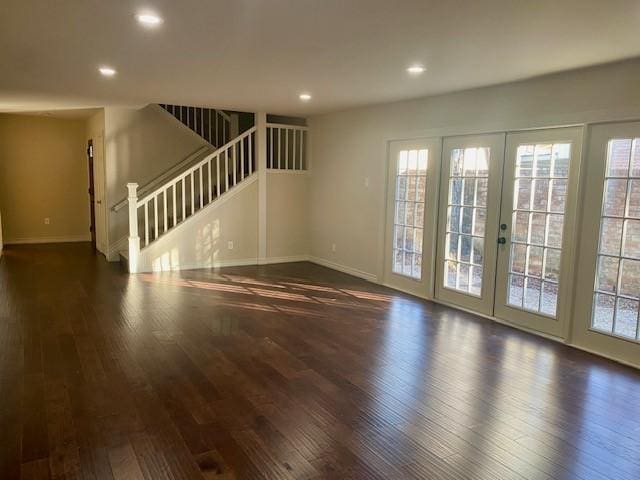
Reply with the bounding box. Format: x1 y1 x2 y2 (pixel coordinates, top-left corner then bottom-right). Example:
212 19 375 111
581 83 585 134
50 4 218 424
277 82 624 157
1 243 639 479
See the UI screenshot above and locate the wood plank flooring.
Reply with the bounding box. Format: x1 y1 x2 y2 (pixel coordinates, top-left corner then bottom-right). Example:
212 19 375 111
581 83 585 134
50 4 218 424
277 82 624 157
1 243 639 479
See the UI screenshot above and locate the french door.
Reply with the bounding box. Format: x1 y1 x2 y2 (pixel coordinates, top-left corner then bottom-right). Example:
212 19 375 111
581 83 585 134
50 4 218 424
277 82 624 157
434 128 582 337
384 138 441 298
494 127 583 337
572 121 640 365
435 134 505 315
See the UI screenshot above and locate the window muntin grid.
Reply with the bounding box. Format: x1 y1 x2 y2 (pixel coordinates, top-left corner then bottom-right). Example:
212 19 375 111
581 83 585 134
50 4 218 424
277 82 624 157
507 143 571 317
592 138 640 341
392 149 428 279
444 147 489 296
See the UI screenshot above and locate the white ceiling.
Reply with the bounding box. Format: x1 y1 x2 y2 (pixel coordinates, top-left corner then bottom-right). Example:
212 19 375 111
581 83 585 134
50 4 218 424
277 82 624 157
1 0 639 116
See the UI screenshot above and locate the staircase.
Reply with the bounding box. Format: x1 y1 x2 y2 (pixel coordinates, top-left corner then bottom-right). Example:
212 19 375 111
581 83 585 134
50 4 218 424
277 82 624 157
120 107 309 273
124 125 256 271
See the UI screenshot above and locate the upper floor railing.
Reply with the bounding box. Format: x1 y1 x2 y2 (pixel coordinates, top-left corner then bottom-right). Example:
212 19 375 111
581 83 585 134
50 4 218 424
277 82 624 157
266 123 308 171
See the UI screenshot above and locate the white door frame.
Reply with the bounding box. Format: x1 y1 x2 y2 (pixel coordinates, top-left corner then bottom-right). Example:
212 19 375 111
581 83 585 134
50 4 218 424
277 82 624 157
383 138 441 299
571 121 640 367
434 133 506 316
93 131 108 256
493 127 583 339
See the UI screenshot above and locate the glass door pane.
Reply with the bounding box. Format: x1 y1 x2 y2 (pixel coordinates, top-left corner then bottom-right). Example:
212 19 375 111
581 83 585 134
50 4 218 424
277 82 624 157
506 143 570 317
494 128 582 338
591 138 640 340
384 138 441 299
435 134 505 316
392 148 428 280
443 147 489 296
573 121 640 367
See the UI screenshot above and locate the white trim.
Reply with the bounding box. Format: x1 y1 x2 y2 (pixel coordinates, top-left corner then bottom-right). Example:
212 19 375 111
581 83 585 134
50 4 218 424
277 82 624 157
259 255 310 265
308 256 378 283
5 234 91 245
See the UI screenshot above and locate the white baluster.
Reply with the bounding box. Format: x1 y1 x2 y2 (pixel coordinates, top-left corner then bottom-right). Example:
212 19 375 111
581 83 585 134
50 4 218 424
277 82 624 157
233 145 237 186
199 165 204 208
127 183 140 273
216 155 221 197
181 177 186 221
224 148 229 193
249 132 253 175
153 195 158 239
208 159 212 203
144 201 149 246
277 128 281 169
190 172 195 214
240 138 245 179
285 128 289 169
163 188 167 232
172 183 177 227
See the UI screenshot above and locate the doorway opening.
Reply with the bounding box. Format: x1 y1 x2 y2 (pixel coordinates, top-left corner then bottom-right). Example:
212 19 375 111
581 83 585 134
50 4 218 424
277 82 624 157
87 139 96 251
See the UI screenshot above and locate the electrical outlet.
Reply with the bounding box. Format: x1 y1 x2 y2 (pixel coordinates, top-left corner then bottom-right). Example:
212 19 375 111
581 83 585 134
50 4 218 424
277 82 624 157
227 241 234 250
331 243 337 253
364 177 370 188
44 217 50 225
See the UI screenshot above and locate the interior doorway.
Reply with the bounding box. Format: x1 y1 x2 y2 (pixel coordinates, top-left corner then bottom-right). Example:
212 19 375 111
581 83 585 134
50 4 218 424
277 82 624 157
87 139 97 250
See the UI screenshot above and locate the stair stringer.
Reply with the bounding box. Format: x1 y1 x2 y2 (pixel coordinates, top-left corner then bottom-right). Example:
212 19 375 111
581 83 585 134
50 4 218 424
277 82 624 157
136 175 259 272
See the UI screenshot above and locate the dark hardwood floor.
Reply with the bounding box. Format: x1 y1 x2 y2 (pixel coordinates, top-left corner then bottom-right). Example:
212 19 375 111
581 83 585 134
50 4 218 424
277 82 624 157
1 243 639 479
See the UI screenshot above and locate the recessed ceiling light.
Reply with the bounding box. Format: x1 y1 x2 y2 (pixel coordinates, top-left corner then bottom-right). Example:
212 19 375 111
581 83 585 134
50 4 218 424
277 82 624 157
136 12 163 27
99 66 117 77
407 64 426 75
299 93 312 102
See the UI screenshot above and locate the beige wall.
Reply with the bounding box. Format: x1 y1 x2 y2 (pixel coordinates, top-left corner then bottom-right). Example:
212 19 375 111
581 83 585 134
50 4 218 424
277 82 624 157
266 172 309 260
104 104 208 258
308 58 640 280
138 179 258 272
0 114 90 243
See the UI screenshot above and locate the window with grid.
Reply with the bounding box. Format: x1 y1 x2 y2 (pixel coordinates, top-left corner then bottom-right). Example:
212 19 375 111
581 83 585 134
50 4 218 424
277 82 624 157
507 143 571 317
392 149 427 279
444 148 489 296
592 138 640 341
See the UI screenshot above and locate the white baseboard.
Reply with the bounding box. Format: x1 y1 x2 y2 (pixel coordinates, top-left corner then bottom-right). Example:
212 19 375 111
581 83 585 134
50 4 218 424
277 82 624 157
259 255 310 265
308 256 378 283
5 234 91 245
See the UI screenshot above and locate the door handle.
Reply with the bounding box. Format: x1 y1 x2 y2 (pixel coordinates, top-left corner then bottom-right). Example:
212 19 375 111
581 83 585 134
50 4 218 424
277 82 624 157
498 237 507 245
96 200 102 205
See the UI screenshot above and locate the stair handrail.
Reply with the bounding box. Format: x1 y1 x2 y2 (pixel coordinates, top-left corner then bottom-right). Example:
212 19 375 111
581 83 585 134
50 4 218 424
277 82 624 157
137 126 256 207
112 145 212 212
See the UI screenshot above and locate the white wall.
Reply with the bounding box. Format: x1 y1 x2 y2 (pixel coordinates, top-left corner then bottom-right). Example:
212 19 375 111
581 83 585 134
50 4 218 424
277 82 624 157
308 58 640 280
138 179 258 272
266 172 309 261
104 104 209 259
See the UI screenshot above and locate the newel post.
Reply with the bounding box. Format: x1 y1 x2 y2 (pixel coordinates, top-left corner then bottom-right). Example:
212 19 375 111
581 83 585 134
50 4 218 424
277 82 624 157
127 183 140 273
